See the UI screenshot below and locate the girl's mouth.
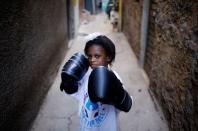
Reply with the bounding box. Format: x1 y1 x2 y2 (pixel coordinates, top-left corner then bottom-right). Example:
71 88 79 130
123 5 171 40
90 64 98 69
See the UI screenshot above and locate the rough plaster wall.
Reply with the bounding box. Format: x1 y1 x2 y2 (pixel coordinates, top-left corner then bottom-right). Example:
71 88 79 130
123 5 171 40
122 0 142 59
0 0 68 130
144 0 198 131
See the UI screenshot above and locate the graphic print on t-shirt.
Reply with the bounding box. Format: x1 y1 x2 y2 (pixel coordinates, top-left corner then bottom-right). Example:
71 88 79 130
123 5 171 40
80 93 109 128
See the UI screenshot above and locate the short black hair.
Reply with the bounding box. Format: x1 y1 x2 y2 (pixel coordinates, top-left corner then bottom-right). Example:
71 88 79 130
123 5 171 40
84 35 116 64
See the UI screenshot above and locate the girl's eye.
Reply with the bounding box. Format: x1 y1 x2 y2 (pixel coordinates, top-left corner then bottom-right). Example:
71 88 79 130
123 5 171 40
87 55 100 60
87 55 92 60
95 55 100 59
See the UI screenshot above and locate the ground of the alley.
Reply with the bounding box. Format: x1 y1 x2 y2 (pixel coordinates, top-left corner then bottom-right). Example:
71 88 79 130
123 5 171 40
30 12 169 131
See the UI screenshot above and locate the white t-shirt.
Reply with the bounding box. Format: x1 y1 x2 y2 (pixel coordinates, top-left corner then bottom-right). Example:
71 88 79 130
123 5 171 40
71 69 122 131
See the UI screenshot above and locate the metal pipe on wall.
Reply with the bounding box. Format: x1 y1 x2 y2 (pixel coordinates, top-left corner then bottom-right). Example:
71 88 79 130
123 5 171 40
118 0 122 32
139 0 150 68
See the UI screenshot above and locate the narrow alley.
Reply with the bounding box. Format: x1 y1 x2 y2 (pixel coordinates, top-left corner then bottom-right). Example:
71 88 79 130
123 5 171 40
1 1 197 131
30 12 169 131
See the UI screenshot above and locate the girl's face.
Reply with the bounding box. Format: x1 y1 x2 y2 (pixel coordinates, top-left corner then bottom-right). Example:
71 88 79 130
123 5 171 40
86 44 110 69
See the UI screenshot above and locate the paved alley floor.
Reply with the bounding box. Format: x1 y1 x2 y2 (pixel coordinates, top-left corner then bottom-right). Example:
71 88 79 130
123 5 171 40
30 12 169 131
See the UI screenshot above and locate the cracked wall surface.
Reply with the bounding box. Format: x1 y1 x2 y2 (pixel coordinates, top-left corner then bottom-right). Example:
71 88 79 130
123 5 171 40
145 1 198 131
122 0 198 131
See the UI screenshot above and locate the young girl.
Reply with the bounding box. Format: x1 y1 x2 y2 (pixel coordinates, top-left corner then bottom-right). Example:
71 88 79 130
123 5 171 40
61 33 132 131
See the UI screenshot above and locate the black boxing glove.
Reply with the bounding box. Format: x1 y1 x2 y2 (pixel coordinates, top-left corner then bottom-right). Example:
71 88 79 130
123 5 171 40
60 73 78 94
88 66 132 112
60 53 89 94
88 66 114 103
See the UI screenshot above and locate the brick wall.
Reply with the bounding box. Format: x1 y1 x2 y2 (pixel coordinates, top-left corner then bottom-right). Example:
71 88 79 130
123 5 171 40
144 0 198 131
0 0 68 130
122 0 142 59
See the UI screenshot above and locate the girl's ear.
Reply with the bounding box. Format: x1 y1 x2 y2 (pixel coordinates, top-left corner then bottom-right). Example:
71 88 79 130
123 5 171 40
106 56 111 63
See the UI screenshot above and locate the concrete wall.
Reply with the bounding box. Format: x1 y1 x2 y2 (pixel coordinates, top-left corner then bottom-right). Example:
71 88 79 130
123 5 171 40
122 0 142 59
144 0 198 131
0 0 68 130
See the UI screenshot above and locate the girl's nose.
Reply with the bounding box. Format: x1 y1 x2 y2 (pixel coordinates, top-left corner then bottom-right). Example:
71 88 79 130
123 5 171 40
90 57 96 62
